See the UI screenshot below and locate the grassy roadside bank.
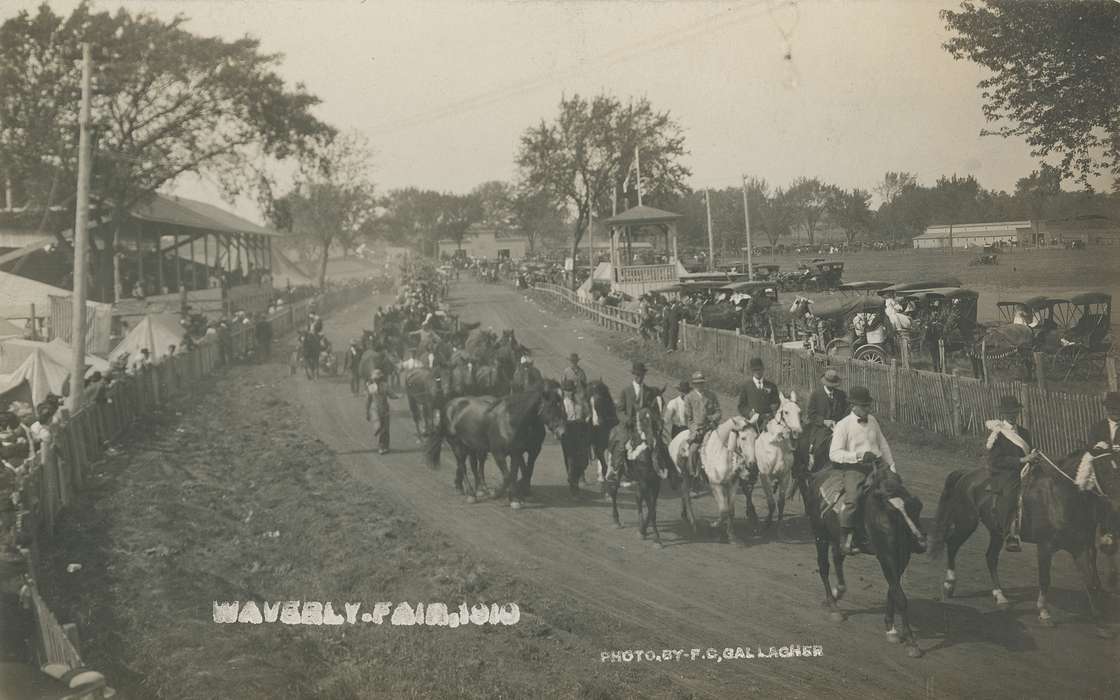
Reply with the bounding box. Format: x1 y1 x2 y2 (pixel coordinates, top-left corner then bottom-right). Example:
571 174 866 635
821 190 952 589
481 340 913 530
36 349 700 699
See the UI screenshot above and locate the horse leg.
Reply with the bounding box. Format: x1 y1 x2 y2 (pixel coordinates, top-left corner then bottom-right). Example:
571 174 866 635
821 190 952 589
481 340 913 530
609 479 622 528
1036 541 1054 627
522 445 541 501
680 472 698 534
776 471 789 528
831 541 847 601
648 478 662 547
491 454 512 501
942 515 977 600
758 472 776 529
986 530 1010 609
636 487 647 539
879 557 922 657
740 477 760 531
1071 545 1113 638
818 536 843 621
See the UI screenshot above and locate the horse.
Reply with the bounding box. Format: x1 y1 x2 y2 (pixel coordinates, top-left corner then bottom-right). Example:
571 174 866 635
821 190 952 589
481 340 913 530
587 380 620 484
604 405 670 546
669 415 757 542
929 448 1120 637
425 379 567 509
400 361 447 439
300 331 321 380
797 459 927 657
742 391 802 530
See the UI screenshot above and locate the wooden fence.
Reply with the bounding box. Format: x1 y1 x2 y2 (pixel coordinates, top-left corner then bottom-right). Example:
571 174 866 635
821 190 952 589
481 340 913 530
532 282 1107 457
7 282 372 696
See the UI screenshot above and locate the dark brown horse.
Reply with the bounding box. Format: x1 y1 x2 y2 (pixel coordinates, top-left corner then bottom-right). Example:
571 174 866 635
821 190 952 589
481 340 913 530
930 448 1120 638
401 364 448 439
425 379 567 508
587 380 620 484
798 460 927 657
605 405 672 547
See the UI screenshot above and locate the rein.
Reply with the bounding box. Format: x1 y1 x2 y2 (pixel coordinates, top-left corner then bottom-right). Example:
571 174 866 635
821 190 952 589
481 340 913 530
1036 449 1109 499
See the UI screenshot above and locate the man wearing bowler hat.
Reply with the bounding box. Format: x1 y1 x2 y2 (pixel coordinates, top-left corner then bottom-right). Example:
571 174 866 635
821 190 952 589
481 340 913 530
738 357 780 430
561 352 588 390
619 361 656 427
805 368 849 472
828 386 897 555
985 395 1039 552
1088 391 1120 452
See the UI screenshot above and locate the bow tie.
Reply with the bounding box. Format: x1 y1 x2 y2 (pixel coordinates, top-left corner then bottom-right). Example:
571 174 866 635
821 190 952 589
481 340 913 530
857 417 868 425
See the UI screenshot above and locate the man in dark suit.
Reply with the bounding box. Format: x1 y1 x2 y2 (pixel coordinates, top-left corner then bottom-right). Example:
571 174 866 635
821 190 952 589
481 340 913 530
737 356 780 428
1088 391 1120 451
618 361 656 427
804 368 849 472
987 395 1039 552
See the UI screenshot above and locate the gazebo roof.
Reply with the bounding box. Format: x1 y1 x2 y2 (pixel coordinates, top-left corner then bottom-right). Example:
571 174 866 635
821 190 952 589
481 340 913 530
602 205 681 226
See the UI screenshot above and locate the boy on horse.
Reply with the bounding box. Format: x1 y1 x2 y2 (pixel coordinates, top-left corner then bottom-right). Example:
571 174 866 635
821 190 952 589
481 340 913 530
683 371 722 482
804 369 848 472
828 386 897 555
986 395 1040 552
1088 391 1120 452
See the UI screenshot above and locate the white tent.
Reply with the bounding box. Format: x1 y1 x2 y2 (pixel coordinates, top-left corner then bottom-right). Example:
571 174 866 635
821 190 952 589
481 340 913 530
0 348 70 407
108 314 183 363
0 338 108 376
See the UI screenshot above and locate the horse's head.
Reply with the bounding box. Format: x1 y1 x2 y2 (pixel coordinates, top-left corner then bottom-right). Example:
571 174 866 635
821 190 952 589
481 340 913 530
725 415 758 465
772 391 803 440
1088 449 1120 520
537 379 567 438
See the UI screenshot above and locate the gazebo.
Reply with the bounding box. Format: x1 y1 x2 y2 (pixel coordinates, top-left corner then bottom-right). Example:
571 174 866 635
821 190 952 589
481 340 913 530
601 204 686 297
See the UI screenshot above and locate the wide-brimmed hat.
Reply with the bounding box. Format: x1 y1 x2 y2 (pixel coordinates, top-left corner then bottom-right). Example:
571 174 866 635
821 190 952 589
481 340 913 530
822 368 842 387
1104 391 1120 410
849 386 873 406
998 395 1022 414
568 352 580 362
631 361 647 375
690 371 706 384
678 380 691 393
749 357 764 371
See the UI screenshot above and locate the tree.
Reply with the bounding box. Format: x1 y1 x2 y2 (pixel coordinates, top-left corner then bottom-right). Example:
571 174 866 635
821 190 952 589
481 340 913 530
270 132 375 290
434 192 482 255
0 1 333 299
752 183 796 250
471 180 516 229
516 94 690 287
785 177 831 244
942 0 1120 185
1014 162 1062 219
372 187 445 252
828 187 874 243
511 186 567 254
874 171 917 206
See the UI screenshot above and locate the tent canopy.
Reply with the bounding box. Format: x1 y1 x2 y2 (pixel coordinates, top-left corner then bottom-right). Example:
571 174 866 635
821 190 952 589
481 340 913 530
0 347 70 407
108 314 184 362
0 338 108 376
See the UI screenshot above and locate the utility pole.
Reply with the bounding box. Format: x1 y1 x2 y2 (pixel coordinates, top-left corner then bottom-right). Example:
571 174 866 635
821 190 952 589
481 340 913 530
704 189 715 271
68 43 92 412
634 145 643 206
741 174 753 280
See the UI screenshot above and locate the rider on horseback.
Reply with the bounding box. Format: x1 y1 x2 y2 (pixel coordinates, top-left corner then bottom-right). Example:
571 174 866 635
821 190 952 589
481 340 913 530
804 369 848 472
561 352 588 390
986 395 1040 553
683 371 722 485
828 386 897 555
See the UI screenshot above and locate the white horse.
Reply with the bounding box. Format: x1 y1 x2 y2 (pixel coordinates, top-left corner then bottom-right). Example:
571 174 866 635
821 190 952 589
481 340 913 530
745 391 803 530
669 415 757 542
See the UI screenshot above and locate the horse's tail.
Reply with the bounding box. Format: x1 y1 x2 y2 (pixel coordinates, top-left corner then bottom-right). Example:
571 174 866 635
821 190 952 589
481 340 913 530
929 469 965 559
423 406 447 470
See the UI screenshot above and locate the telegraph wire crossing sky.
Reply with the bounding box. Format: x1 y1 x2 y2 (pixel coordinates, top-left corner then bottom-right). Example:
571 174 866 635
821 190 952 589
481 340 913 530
4 0 1073 222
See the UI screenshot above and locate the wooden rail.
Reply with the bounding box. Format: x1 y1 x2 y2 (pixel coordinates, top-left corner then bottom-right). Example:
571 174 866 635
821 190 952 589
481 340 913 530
532 282 1107 457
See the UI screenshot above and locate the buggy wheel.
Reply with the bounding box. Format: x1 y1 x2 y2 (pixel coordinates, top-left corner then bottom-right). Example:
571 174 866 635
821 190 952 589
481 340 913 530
854 344 888 364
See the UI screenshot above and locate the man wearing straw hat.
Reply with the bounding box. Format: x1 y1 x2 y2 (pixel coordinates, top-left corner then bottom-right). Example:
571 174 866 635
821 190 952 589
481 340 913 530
985 395 1039 553
804 368 849 473
683 371 722 481
561 352 588 390
828 386 896 555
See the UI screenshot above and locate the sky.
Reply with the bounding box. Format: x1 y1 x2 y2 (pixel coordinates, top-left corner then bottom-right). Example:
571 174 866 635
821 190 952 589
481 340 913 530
2 0 1088 223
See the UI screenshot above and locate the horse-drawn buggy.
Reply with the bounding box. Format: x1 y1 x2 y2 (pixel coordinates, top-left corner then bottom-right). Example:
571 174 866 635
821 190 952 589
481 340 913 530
808 296 899 363
969 244 999 266
780 259 845 292
1051 292 1113 380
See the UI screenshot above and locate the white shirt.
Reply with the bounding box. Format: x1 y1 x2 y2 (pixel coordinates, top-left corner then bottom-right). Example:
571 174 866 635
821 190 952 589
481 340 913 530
753 377 764 390
829 412 896 471
664 395 688 428
632 381 643 404
1110 419 1118 442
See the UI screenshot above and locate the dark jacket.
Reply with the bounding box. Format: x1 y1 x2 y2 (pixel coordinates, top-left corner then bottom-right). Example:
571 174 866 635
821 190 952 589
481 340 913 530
738 378 779 419
806 386 848 428
619 382 659 425
1088 419 1119 449
988 426 1032 473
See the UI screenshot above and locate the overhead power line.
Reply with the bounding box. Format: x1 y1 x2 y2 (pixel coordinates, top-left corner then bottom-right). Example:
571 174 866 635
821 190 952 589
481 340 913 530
367 0 795 136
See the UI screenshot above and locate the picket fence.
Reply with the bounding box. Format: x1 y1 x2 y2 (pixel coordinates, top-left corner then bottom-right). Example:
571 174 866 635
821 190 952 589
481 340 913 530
9 282 371 696
532 283 1108 458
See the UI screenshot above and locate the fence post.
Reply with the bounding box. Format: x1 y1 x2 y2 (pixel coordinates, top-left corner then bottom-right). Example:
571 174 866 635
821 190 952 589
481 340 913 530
950 368 963 435
938 339 947 374
888 359 898 422
1107 356 1118 391
899 334 910 370
1032 351 1047 392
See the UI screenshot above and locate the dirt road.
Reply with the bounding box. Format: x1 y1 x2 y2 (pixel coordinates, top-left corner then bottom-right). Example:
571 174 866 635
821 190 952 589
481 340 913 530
302 281 1117 699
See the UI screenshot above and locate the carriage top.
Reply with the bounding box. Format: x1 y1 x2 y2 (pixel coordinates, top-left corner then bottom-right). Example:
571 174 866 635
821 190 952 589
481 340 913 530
838 280 893 295
878 278 962 295
719 279 779 298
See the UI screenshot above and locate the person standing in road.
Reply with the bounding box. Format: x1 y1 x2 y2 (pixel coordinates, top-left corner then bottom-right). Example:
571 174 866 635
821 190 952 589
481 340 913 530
366 369 397 454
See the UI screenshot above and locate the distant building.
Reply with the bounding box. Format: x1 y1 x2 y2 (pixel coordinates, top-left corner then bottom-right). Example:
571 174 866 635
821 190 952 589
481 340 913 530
912 221 1029 249
438 224 529 260
913 216 1120 249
